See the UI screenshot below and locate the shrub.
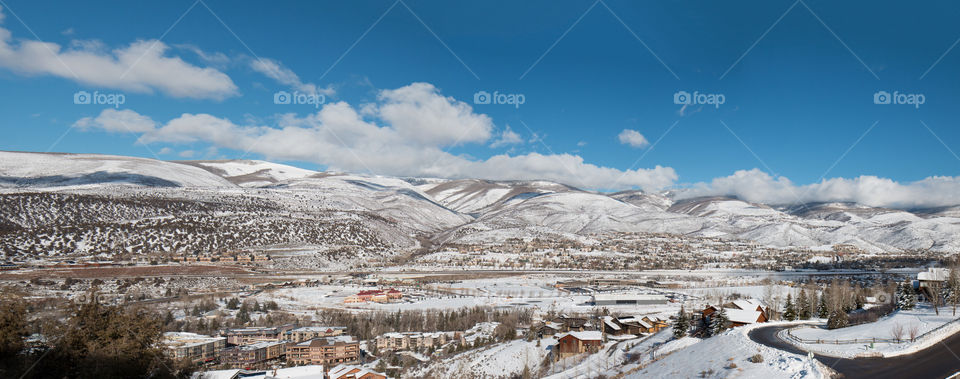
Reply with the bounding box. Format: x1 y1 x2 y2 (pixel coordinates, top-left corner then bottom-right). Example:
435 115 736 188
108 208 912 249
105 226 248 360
749 354 763 363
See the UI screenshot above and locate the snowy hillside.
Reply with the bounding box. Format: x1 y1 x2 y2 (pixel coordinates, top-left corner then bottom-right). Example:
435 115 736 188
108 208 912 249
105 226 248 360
419 179 575 214
177 160 318 187
0 151 233 188
1 151 959 258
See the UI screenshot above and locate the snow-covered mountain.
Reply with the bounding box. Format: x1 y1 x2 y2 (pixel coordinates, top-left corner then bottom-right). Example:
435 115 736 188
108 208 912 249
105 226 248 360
176 160 318 187
1 151 959 259
0 151 233 188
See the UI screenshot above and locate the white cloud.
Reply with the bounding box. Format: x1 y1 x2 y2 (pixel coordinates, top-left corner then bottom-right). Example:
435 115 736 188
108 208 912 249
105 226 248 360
618 129 649 148
0 7 237 100
376 82 493 147
73 108 156 133
178 150 195 158
250 57 333 95
177 44 230 65
157 147 172 155
83 82 677 191
490 125 523 148
678 169 960 209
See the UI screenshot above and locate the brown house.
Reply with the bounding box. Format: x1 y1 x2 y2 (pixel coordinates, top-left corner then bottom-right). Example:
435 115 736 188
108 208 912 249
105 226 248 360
725 309 767 327
286 335 359 367
220 340 288 369
552 316 589 333
554 331 603 360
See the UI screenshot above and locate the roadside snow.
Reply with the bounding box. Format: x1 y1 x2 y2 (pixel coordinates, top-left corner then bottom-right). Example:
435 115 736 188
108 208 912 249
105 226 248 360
788 304 960 358
626 323 825 379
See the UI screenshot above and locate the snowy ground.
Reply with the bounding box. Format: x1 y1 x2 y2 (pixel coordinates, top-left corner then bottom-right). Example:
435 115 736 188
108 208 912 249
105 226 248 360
255 276 685 316
788 304 960 358
542 329 675 379
625 323 827 379
406 337 556 378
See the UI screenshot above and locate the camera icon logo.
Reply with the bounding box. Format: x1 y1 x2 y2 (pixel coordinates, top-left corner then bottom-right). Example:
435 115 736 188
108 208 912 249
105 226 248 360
74 91 91 105
673 91 691 105
274 91 292 105
474 91 491 105
873 91 891 105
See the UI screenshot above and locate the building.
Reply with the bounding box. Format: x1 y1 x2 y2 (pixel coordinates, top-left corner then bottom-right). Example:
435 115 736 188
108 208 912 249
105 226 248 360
285 335 359 367
725 308 767 327
374 332 449 351
345 288 403 304
550 316 589 333
223 324 296 345
701 299 769 328
602 316 657 335
220 340 289 368
728 299 767 313
328 364 388 379
285 326 346 343
591 293 668 306
554 331 604 360
163 332 225 363
918 267 950 288
640 315 669 332
193 365 326 379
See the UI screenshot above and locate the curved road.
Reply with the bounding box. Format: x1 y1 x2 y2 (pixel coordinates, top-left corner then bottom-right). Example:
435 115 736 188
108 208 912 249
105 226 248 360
749 325 960 379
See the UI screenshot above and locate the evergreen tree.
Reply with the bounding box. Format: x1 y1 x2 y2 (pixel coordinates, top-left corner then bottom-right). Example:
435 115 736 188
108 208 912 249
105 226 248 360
699 313 712 338
897 282 917 310
783 294 797 321
817 293 828 318
226 297 240 310
797 289 811 320
673 305 688 339
827 309 849 329
710 308 729 336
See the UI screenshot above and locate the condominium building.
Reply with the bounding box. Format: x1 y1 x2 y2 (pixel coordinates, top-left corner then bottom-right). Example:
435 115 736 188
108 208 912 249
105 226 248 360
285 335 359 367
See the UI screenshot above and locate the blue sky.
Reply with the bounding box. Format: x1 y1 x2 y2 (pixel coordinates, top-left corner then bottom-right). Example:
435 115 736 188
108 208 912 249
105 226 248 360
1 0 958 205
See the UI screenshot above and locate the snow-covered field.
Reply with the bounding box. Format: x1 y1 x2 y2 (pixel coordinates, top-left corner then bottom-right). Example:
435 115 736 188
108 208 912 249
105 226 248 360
408 337 555 378
626 323 827 379
788 304 960 358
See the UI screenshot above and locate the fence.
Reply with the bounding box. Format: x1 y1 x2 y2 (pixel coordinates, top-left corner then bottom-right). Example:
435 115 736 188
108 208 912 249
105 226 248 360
783 316 960 345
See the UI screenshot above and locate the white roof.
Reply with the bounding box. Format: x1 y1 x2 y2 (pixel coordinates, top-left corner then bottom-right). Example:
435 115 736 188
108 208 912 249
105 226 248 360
193 366 326 379
290 326 345 332
163 332 224 349
382 331 445 338
919 268 950 281
731 299 765 311
329 364 385 379
723 308 763 324
592 293 668 302
602 316 621 331
558 331 603 341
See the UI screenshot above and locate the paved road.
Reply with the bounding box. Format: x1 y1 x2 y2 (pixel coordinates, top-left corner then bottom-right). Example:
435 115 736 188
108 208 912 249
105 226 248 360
749 325 960 379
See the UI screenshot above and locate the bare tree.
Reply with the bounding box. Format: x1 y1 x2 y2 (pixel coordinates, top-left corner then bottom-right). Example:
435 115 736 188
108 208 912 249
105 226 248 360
909 324 920 341
890 323 904 342
950 259 960 316
928 281 942 316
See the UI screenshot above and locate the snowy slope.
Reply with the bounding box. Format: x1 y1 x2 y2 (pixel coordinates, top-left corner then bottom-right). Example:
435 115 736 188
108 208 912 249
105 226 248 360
0 151 234 188
2 151 960 255
419 179 574 214
176 160 318 187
